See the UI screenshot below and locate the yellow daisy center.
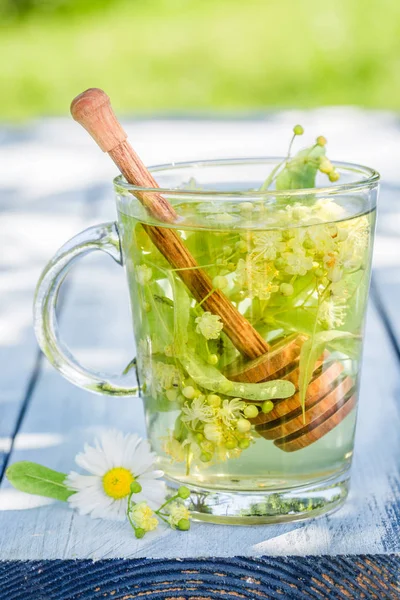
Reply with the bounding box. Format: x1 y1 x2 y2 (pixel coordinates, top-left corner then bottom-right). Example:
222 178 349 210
102 467 134 499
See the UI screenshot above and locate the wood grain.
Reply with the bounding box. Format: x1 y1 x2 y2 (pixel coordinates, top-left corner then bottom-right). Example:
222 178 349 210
258 375 354 440
253 362 344 427
275 391 357 452
223 334 305 383
0 556 399 600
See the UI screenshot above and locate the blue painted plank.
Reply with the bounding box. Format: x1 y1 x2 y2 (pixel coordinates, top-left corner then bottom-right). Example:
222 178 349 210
0 556 399 600
0 186 93 475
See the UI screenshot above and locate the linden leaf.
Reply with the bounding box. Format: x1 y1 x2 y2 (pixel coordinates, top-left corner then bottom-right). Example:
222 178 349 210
168 273 191 356
298 331 356 415
6 461 74 502
276 145 326 191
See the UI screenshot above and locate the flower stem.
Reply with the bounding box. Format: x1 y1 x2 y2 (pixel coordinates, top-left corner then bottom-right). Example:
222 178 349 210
156 493 179 514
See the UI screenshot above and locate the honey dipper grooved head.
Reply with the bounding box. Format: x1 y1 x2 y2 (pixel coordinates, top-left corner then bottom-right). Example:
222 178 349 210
70 88 127 153
70 88 109 120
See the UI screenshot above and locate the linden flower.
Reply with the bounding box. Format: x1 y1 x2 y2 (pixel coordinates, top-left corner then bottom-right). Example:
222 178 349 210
318 299 347 329
313 199 346 222
181 397 214 427
235 256 278 300
66 430 166 521
130 502 158 532
136 264 152 285
153 361 182 392
218 398 245 426
163 436 186 463
252 231 285 261
306 225 335 254
195 312 223 340
283 248 313 276
168 501 191 528
204 422 224 444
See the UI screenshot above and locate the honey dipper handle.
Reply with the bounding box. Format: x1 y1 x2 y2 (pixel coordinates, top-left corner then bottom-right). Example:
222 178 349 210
71 88 269 359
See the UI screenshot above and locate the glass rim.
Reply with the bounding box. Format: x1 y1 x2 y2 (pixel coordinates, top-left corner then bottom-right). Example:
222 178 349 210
113 157 380 197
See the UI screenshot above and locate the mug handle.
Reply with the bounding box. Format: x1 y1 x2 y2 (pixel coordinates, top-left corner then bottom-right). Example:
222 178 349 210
33 222 138 396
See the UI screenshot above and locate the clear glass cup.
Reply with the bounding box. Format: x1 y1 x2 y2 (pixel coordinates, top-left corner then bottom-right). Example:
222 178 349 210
34 158 379 524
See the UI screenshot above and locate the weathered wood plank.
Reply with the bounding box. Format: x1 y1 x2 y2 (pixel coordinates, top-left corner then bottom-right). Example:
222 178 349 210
0 182 96 474
1 113 400 563
0 556 399 600
0 292 398 559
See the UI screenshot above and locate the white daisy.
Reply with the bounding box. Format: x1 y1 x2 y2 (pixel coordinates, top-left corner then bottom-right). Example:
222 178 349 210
65 430 166 521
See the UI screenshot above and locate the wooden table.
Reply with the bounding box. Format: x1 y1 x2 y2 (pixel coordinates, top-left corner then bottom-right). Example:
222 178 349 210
1 111 399 599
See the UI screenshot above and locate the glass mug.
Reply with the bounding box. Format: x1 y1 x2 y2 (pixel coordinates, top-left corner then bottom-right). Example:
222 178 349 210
34 158 379 524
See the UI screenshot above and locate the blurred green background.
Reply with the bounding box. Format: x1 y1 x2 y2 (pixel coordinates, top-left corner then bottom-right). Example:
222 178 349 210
2 0 400 121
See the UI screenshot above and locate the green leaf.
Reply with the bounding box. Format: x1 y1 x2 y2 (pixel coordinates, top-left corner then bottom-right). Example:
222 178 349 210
6 461 74 501
180 352 295 401
298 331 356 414
329 337 362 360
147 288 175 350
276 145 326 191
169 273 191 356
272 307 318 337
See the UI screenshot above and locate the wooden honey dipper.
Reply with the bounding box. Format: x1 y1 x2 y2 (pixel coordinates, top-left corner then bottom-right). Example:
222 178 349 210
71 88 355 452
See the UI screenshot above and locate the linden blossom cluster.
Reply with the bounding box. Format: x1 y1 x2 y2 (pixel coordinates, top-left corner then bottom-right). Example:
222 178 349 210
232 201 370 316
131 125 372 471
128 483 191 538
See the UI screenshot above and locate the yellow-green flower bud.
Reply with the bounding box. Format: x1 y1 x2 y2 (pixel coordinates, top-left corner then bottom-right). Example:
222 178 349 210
316 135 327 146
262 400 274 413
135 527 146 539
182 386 196 399
280 283 294 296
200 452 212 462
207 354 219 365
293 124 304 136
243 404 259 419
329 170 340 182
314 267 325 278
238 439 250 450
195 432 204 443
274 257 285 269
236 418 251 433
225 439 238 449
166 389 178 402
207 394 221 407
178 486 191 499
177 518 191 531
130 481 142 494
